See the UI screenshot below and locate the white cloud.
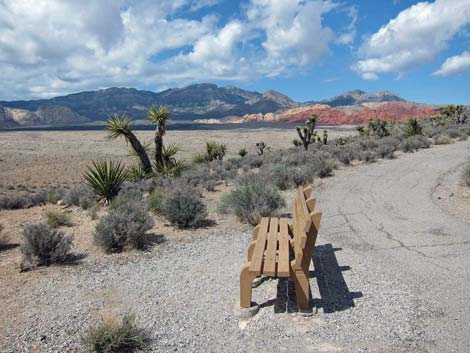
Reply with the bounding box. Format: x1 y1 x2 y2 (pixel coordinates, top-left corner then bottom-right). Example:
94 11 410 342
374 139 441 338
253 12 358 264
434 51 470 76
0 0 342 100
246 0 335 75
354 0 470 79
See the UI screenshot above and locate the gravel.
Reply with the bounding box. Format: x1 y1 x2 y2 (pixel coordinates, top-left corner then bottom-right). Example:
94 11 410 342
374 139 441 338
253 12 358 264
1 140 470 353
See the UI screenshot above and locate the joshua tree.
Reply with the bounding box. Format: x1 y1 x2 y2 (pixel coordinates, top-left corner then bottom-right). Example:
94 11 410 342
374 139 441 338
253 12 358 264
323 130 328 145
106 114 152 174
356 125 370 137
439 104 468 124
148 105 171 169
368 118 390 137
296 115 317 150
404 118 423 136
255 142 271 155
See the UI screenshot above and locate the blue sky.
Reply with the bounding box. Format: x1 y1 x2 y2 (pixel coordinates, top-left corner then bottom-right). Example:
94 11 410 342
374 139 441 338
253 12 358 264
0 0 469 103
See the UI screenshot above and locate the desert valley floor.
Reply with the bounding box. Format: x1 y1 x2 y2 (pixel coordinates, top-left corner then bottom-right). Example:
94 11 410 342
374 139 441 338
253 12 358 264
0 129 469 353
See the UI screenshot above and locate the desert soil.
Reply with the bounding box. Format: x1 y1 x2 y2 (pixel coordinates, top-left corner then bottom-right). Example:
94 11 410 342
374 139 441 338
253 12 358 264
0 127 351 196
0 133 469 353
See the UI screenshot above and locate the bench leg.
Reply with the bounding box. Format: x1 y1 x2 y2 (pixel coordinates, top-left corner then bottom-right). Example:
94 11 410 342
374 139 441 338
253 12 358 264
293 270 310 309
240 263 257 308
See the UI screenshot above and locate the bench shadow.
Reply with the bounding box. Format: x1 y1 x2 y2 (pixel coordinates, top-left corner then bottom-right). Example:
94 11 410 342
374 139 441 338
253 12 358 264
260 243 363 314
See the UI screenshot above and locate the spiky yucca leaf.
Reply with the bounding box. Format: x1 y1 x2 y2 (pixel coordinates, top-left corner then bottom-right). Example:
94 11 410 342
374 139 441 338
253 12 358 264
154 160 188 177
84 160 129 203
162 144 180 161
148 105 171 133
128 163 150 182
106 114 133 140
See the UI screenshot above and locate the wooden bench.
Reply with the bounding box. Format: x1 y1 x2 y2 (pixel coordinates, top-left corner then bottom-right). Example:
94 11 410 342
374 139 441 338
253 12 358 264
240 186 322 309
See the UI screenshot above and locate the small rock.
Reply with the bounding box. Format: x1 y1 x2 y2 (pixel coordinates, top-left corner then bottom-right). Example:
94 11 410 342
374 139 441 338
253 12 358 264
57 200 65 206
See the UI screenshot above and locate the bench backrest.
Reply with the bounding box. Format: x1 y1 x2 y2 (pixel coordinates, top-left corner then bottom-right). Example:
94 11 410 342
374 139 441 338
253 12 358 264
291 186 322 272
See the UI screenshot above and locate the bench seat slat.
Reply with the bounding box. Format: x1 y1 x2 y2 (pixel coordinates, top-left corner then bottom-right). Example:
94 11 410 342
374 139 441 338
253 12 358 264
249 217 270 274
262 217 279 276
277 218 290 277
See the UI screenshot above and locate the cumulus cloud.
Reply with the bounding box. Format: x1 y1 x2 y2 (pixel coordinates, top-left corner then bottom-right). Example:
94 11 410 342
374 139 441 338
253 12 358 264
354 0 470 79
0 0 342 100
434 51 470 76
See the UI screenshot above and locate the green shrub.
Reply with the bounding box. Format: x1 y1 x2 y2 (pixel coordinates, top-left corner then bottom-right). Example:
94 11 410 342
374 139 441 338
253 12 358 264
82 312 147 353
433 134 452 145
46 211 73 228
84 160 129 203
20 223 73 268
94 201 153 253
404 118 423 136
219 173 285 226
64 184 96 209
238 148 248 157
161 187 207 228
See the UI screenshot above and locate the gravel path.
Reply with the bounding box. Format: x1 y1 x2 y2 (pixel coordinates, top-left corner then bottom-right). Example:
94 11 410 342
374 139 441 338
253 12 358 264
1 141 469 353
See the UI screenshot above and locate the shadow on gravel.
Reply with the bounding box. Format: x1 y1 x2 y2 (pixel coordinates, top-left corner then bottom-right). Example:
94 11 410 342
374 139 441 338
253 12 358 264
311 244 363 313
262 243 363 314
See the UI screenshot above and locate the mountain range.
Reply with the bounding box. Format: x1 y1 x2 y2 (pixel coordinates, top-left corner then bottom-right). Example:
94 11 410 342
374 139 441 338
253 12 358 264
0 84 436 128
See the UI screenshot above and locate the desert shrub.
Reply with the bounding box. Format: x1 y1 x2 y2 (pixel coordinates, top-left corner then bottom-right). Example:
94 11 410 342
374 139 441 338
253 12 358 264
82 312 147 353
359 150 378 163
243 155 263 169
359 137 379 150
219 173 285 226
148 190 163 212
310 152 336 177
444 128 462 138
399 135 431 152
64 184 96 209
84 160 129 203
94 201 153 252
161 186 207 228
46 211 73 228
263 163 292 190
109 189 143 210
462 163 470 187
376 137 400 159
20 223 72 267
404 118 423 136
423 125 442 138
290 167 312 186
433 134 452 145
0 187 67 210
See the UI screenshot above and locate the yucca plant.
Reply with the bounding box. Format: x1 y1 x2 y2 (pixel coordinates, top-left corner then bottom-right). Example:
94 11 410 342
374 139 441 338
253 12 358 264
155 160 188 177
106 114 152 174
84 160 129 203
404 118 423 136
238 148 248 157
207 141 226 161
127 163 149 182
148 105 171 168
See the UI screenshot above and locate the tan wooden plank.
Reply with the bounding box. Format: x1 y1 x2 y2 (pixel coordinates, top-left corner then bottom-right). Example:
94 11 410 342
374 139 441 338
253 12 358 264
262 218 279 276
298 187 312 232
249 217 270 274
306 196 316 212
303 186 313 198
277 218 290 277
